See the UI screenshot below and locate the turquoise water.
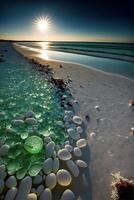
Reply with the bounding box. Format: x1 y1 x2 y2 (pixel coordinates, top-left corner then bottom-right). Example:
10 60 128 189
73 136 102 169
18 41 134 57
17 42 134 79
0 43 68 177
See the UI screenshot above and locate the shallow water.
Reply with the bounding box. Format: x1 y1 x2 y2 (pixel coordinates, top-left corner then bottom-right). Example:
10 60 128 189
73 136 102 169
16 42 134 80
0 43 68 177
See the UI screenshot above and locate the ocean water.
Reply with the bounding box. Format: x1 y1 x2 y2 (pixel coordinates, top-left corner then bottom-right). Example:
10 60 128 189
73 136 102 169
17 41 134 79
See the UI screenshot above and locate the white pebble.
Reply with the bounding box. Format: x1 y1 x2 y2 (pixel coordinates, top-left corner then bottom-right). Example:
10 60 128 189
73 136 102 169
72 116 82 125
27 193 37 200
75 160 87 168
73 147 82 157
76 139 87 148
56 169 72 186
57 149 72 160
39 188 52 200
45 173 57 189
43 158 53 175
66 160 79 177
60 189 75 200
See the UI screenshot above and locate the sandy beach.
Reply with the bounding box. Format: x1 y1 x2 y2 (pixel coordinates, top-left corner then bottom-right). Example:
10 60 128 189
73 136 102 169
13 43 134 199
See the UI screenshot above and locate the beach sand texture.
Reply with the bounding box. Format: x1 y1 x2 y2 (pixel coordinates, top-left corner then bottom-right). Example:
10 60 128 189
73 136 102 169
3 43 134 199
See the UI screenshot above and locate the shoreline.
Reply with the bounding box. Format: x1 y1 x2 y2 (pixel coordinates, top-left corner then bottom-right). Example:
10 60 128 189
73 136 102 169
0 42 91 200
14 43 134 200
15 43 134 63
13 43 134 82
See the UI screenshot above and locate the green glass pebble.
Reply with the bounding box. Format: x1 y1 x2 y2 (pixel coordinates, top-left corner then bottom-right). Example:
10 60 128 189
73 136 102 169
8 143 23 158
28 164 42 176
20 132 28 139
24 135 43 154
16 168 27 179
7 160 20 174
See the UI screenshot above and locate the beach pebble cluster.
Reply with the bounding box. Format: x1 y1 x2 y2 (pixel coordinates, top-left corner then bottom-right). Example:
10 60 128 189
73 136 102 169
0 59 88 199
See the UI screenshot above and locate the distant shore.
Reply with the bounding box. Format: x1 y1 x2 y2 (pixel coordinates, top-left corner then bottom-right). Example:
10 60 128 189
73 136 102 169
14 43 134 200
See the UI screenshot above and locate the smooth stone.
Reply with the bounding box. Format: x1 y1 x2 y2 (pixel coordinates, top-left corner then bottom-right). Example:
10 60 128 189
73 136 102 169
43 158 53 175
76 139 87 148
64 115 71 122
65 110 74 116
36 185 44 195
11 119 24 126
64 140 70 145
0 179 4 194
25 111 35 119
45 173 57 189
15 176 32 200
30 188 36 193
73 147 82 157
5 188 17 200
6 176 17 188
52 158 59 173
60 189 75 200
56 169 72 186
76 126 83 134
44 137 52 144
27 193 37 200
45 141 55 158
0 138 6 146
0 171 6 179
39 188 52 200
75 160 88 168
65 145 73 152
55 145 60 152
0 144 9 156
25 118 37 125
57 149 72 161
67 128 80 140
33 175 42 184
0 164 6 179
72 116 82 125
66 160 79 177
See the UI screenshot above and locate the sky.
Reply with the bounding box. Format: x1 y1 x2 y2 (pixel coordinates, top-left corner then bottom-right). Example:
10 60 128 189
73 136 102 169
0 0 134 42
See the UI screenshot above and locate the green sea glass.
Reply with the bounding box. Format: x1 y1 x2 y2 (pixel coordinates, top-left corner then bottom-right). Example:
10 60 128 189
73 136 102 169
24 135 43 154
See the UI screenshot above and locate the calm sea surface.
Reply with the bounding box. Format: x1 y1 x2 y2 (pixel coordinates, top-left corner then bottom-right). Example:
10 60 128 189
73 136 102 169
17 42 134 79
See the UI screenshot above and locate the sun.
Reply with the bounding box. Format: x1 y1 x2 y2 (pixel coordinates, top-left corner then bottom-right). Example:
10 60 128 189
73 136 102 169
34 16 51 31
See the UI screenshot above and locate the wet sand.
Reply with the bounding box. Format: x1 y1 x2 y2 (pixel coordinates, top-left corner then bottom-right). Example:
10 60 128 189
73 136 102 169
14 43 134 200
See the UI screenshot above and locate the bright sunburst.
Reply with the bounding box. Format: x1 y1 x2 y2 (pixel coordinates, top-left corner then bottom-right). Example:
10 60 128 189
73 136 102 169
34 16 51 31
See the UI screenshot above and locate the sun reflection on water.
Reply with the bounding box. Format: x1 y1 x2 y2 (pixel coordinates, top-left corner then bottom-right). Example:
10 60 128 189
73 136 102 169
38 42 50 60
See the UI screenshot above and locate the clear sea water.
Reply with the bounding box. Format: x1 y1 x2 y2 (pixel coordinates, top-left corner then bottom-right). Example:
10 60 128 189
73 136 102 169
16 41 134 80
